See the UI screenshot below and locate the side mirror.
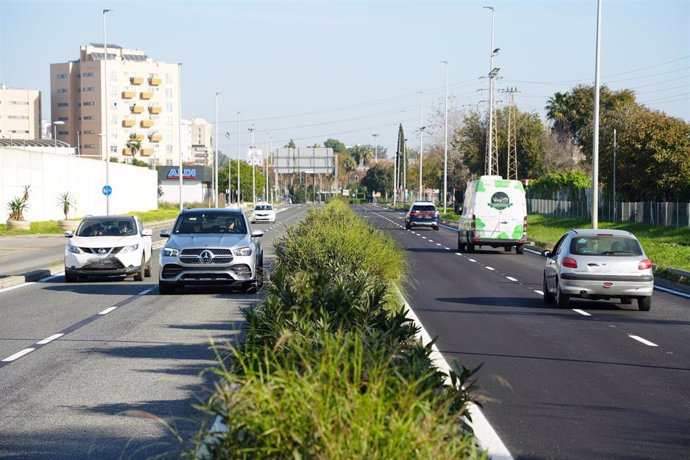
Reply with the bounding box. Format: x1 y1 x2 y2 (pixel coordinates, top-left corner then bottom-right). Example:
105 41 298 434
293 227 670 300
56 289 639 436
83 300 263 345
541 250 551 257
251 230 264 238
159 229 170 238
142 229 153 237
64 231 73 238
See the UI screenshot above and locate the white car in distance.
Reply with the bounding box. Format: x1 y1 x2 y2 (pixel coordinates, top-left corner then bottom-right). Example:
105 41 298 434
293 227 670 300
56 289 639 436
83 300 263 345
250 202 276 224
64 215 153 282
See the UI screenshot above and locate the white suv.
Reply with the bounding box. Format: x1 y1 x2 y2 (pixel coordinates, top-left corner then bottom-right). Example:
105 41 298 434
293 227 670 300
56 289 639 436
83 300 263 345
64 216 153 282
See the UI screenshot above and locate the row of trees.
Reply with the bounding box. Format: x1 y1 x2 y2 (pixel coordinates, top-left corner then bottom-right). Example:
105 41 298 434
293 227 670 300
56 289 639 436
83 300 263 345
353 84 689 202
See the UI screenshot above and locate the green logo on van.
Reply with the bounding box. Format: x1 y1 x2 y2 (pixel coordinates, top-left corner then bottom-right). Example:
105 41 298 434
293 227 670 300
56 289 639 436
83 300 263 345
489 191 512 210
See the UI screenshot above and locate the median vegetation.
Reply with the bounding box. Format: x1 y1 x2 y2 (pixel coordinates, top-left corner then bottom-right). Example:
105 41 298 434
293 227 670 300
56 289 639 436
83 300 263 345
192 199 482 459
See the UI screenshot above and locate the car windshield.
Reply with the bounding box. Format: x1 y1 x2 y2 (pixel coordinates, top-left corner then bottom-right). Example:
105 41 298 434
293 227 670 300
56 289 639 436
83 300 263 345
255 205 272 211
173 213 246 235
569 235 643 256
412 205 436 212
76 218 136 237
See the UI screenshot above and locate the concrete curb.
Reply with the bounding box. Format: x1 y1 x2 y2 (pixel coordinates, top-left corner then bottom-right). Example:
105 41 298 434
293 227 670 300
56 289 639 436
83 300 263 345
0 263 64 290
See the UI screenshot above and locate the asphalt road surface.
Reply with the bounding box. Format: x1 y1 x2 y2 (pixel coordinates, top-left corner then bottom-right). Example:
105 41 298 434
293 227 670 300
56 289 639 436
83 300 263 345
359 203 690 460
0 205 309 459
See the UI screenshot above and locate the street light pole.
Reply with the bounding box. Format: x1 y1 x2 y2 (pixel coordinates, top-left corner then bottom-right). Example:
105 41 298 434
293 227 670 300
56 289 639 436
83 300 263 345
103 8 112 216
372 133 378 163
236 111 241 204
613 128 617 221
52 121 65 154
418 91 424 200
178 63 183 211
225 131 232 204
214 92 221 208
592 0 603 229
248 125 256 204
441 60 448 213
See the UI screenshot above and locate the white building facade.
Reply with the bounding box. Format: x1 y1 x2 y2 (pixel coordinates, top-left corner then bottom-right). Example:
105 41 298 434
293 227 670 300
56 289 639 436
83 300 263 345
0 85 42 140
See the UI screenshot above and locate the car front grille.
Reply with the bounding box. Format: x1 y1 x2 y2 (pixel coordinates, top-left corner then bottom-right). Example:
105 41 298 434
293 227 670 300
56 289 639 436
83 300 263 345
179 248 234 265
79 247 123 255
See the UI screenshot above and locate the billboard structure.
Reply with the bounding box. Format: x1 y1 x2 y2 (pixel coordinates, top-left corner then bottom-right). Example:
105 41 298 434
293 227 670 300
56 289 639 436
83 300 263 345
273 147 336 175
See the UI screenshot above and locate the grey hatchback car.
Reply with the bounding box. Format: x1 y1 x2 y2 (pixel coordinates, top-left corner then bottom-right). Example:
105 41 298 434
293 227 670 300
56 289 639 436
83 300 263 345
158 208 263 294
542 229 654 310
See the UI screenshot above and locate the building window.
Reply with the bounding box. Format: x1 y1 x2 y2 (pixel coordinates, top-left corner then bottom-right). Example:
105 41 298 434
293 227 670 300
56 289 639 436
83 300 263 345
57 88 69 94
83 130 94 135
8 115 29 119
58 130 69 135
110 145 117 153
165 88 173 97
83 87 95 92
83 101 94 106
57 74 68 80
82 72 94 77
84 144 94 149
57 116 69 121
83 115 93 120
9 100 29 105
57 102 69 107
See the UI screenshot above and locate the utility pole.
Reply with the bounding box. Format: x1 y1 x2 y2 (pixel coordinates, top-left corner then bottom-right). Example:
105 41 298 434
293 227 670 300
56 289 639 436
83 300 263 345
505 87 519 180
484 6 500 177
441 60 448 213
248 125 256 205
418 91 425 200
214 92 221 208
236 111 241 204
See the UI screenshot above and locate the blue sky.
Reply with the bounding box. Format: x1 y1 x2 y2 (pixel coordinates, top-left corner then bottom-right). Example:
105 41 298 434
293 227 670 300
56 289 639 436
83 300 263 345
1 0 688 156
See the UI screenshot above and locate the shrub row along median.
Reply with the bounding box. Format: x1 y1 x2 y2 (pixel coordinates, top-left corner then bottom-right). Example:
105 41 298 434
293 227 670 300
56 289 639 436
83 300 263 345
193 199 483 459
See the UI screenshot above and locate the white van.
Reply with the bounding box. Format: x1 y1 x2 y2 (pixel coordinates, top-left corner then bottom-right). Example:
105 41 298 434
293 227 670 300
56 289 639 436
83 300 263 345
457 175 527 254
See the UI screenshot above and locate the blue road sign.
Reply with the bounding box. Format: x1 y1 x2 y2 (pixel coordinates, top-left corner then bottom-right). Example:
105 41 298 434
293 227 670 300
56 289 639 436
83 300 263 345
102 185 112 196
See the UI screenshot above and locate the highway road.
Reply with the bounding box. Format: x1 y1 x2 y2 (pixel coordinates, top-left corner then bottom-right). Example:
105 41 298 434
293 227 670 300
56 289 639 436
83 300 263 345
0 205 309 459
358 203 690 459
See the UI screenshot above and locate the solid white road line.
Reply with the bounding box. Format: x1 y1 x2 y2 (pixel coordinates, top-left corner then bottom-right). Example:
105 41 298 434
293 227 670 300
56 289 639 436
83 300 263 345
137 287 156 296
573 309 592 317
2 348 36 362
37 333 64 345
534 290 544 295
99 307 117 315
628 334 658 347
402 291 514 460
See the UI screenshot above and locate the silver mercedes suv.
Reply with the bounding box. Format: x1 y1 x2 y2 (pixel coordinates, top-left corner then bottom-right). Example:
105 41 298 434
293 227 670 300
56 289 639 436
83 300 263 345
158 208 264 294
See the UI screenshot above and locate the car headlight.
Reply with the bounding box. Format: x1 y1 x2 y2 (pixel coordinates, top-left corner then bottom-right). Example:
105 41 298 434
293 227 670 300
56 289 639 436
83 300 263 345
67 243 82 254
162 247 179 257
232 246 252 257
120 243 140 254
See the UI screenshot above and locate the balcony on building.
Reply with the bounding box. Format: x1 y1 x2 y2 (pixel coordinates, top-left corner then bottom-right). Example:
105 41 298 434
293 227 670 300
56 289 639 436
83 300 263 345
140 120 153 128
122 91 135 99
149 134 162 143
140 92 153 100
148 106 162 114
122 148 132 156
134 134 144 142
130 76 144 85
122 119 135 127
130 105 144 114
140 148 153 157
148 77 161 86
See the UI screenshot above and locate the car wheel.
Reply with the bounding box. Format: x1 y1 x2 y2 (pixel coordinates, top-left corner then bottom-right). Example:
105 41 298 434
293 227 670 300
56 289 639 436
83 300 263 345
159 283 175 295
457 237 466 252
434 225 439 231
543 275 555 304
466 233 475 253
64 271 77 283
144 258 152 278
556 284 570 308
516 244 524 255
405 223 411 230
133 256 145 281
245 259 265 293
638 296 651 311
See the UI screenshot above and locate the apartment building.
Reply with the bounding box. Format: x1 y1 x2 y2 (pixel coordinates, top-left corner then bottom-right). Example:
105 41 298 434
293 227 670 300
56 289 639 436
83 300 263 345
190 117 212 166
0 84 42 140
50 44 180 165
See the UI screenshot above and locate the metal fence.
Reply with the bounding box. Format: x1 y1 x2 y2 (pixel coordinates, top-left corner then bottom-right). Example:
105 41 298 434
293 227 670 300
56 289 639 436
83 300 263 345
527 196 690 228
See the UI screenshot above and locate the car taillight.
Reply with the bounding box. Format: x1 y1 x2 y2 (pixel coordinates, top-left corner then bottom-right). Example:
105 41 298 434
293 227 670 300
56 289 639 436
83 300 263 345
562 257 578 268
638 259 652 270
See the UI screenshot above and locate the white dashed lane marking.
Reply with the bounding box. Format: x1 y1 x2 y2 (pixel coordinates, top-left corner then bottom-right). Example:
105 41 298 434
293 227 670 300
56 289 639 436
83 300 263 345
506 276 518 282
99 307 118 315
486 266 495 271
37 333 64 345
629 335 658 347
573 309 592 317
2 348 35 362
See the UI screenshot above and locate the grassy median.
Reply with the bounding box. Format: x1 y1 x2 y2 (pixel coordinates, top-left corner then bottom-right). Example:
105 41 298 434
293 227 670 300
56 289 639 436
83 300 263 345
192 199 483 459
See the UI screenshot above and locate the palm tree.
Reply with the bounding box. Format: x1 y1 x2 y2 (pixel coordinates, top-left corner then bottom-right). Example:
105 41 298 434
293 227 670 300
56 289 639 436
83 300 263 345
343 157 357 185
545 92 572 139
126 133 141 157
